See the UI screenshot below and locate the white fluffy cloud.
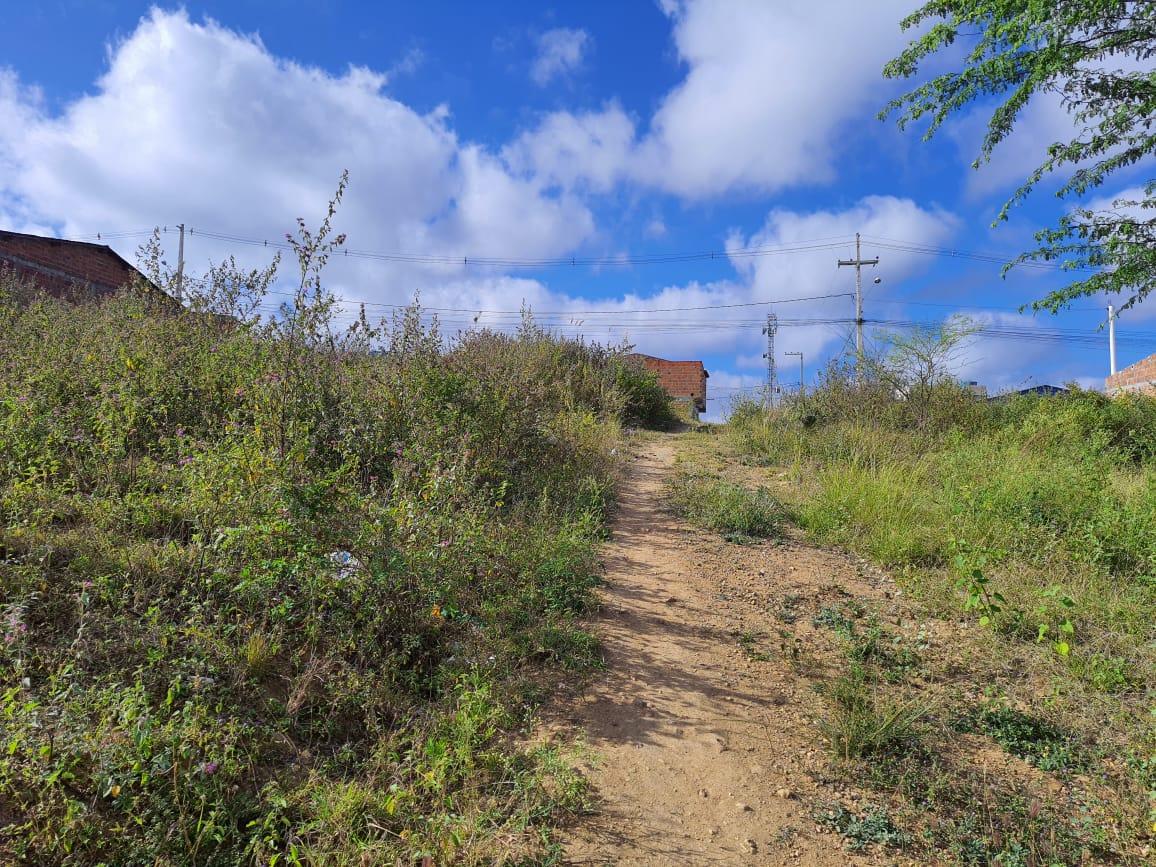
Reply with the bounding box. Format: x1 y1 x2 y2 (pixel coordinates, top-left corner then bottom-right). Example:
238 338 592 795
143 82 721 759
0 9 594 301
723 195 958 362
509 0 920 199
949 91 1077 199
636 0 917 197
530 27 590 86
502 104 636 192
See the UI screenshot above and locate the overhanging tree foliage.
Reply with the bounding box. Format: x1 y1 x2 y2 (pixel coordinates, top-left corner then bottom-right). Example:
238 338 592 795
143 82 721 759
882 1 1155 312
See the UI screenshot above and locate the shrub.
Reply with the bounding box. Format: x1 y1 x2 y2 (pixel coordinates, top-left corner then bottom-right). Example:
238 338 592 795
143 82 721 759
611 356 679 429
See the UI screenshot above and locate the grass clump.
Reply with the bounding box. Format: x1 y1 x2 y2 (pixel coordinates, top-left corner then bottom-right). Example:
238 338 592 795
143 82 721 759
819 663 927 760
0 201 667 864
855 750 1118 864
665 471 782 540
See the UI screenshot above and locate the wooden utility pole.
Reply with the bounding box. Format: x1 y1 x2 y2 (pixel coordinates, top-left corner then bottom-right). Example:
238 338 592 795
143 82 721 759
838 233 878 376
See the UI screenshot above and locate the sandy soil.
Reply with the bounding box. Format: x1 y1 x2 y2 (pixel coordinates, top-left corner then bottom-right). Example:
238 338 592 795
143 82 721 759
557 435 900 866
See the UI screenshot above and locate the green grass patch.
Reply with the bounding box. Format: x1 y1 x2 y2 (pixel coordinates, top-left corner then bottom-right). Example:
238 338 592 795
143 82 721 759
665 470 782 540
727 382 1155 850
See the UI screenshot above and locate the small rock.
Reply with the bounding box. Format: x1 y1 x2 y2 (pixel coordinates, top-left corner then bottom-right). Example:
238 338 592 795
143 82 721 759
775 787 794 800
698 788 709 799
735 801 753 812
742 838 758 855
665 596 678 605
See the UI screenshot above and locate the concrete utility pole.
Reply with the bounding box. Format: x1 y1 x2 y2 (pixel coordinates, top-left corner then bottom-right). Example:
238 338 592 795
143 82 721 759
762 313 777 410
838 232 879 376
175 223 186 305
1108 304 1117 376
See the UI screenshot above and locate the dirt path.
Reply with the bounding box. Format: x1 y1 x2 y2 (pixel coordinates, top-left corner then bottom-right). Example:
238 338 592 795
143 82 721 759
559 434 894 865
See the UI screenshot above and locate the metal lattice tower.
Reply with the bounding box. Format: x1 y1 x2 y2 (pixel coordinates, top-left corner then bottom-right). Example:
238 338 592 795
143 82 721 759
762 313 777 409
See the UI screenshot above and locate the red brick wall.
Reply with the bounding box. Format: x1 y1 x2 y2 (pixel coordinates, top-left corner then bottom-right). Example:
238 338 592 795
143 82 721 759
630 354 708 411
0 230 141 299
1106 354 1156 395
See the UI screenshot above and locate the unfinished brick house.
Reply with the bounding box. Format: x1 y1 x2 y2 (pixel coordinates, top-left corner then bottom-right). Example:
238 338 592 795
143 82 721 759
629 353 709 417
1106 353 1156 396
0 229 168 305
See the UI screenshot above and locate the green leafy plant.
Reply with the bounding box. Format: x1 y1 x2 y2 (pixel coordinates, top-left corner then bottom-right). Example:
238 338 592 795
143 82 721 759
1035 585 1076 657
957 704 1082 772
0 179 640 863
953 548 1014 629
816 803 910 851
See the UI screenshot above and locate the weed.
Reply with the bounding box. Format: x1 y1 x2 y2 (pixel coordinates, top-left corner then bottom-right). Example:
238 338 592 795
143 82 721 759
727 367 1155 855
815 803 909 851
812 605 855 634
240 630 280 679
774 593 803 624
847 623 922 681
0 192 659 862
819 664 927 760
773 826 798 846
736 629 771 662
957 704 1081 772
1070 650 1134 693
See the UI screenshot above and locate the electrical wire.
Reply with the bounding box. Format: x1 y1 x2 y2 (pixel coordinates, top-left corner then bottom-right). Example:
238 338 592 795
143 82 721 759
187 227 855 268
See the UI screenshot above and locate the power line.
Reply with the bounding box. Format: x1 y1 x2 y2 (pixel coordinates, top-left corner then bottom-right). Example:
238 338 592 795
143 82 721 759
61 224 1097 278
258 288 854 315
861 235 1092 272
872 297 1106 313
868 318 1156 347
187 227 855 268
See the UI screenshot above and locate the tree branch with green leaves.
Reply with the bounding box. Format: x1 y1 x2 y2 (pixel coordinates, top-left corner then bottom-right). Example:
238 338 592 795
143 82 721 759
881 0 1155 312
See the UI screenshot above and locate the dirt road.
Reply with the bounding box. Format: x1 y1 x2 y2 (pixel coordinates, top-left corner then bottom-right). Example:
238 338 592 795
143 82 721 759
560 435 890 865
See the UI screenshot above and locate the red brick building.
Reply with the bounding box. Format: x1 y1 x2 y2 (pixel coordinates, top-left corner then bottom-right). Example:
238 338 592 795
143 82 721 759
1106 353 1156 396
0 229 166 304
630 353 709 416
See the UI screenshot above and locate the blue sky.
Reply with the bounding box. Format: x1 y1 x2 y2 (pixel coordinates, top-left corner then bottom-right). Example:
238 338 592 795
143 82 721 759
2 1 1151 416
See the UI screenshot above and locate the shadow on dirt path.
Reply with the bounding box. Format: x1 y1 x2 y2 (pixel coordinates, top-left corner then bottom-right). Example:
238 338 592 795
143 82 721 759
559 435 883 866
